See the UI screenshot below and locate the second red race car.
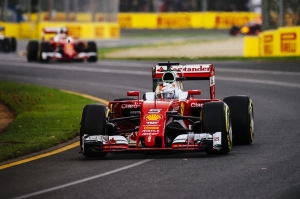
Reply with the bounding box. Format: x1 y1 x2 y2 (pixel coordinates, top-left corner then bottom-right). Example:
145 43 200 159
27 27 98 63
80 62 254 158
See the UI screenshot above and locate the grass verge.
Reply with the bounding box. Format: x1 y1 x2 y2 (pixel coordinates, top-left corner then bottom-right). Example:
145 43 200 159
0 80 95 162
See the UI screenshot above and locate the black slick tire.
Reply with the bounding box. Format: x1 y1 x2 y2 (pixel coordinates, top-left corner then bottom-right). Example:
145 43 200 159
10 37 17 52
223 95 254 145
2 38 10 52
202 102 232 155
27 41 39 62
80 104 108 158
86 41 98 62
39 42 51 63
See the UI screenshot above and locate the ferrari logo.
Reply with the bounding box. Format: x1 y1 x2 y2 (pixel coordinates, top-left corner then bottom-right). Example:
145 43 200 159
180 102 184 115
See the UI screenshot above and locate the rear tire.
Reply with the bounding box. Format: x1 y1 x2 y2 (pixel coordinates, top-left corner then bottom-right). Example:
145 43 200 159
229 26 240 36
2 38 10 52
27 41 39 62
10 37 17 52
80 104 108 158
202 102 232 155
223 95 254 145
86 41 98 62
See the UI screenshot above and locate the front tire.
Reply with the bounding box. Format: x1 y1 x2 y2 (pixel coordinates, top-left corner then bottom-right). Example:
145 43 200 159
39 42 52 63
86 41 98 62
202 102 232 155
80 104 108 158
27 41 39 62
223 95 254 145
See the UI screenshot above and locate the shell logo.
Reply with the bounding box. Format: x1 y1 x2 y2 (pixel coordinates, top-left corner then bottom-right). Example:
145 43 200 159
145 114 162 121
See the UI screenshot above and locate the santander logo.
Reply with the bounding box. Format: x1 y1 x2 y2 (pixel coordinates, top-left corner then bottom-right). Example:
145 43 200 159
156 65 210 72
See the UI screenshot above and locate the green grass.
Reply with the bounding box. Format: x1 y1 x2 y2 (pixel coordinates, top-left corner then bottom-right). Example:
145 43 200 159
0 81 95 162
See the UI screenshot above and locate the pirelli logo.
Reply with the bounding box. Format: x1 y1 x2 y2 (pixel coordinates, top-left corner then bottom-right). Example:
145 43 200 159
157 16 191 28
263 35 273 55
66 26 81 38
281 33 297 53
119 16 132 28
215 16 249 27
95 27 104 38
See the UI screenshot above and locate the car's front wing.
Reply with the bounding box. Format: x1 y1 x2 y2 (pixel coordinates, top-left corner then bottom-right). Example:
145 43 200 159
82 132 222 153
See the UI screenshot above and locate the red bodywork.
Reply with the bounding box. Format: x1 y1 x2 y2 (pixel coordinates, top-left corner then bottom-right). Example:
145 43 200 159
101 63 220 152
41 27 91 61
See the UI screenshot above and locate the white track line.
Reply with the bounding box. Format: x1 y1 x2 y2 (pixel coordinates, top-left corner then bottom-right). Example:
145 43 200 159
12 159 153 199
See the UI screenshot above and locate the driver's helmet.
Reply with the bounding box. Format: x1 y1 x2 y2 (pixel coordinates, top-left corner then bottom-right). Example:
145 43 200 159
156 82 175 99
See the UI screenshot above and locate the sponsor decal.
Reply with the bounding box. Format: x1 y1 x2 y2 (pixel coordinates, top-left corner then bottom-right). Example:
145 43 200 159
157 16 191 28
156 65 210 73
118 15 132 28
103 145 127 149
146 121 159 125
121 104 140 109
143 126 159 130
214 137 219 141
191 103 202 108
147 135 152 142
110 26 119 38
142 132 159 135
215 15 250 27
66 26 81 38
145 113 162 121
281 33 297 53
95 26 104 38
148 109 161 113
142 130 159 133
263 35 273 55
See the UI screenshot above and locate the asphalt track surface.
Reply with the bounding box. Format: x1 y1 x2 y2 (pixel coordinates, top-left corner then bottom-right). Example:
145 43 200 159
0 38 300 199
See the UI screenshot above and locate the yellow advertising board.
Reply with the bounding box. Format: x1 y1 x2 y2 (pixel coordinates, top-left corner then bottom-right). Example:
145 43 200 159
277 27 300 56
118 12 259 29
258 27 300 57
244 36 260 57
245 26 300 57
0 22 20 38
259 30 279 56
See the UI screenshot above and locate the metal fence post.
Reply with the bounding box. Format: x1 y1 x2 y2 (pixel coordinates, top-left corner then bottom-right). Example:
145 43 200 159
65 0 70 22
3 0 8 22
202 0 207 12
278 0 284 26
37 0 41 22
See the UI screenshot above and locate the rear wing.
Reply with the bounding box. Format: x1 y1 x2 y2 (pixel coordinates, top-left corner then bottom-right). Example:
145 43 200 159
152 62 216 99
42 27 67 34
42 27 68 41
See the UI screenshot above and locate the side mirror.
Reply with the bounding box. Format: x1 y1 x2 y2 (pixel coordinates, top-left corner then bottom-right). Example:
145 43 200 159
127 91 140 97
188 90 201 97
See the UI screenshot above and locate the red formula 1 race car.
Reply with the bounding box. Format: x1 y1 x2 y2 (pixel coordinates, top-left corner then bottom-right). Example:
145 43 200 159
229 16 262 36
27 27 98 63
80 62 254 158
0 26 17 53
